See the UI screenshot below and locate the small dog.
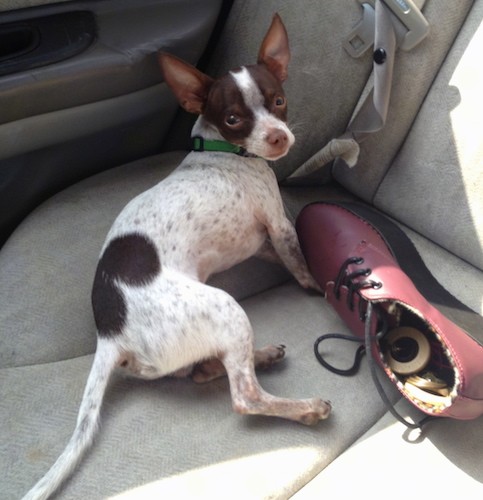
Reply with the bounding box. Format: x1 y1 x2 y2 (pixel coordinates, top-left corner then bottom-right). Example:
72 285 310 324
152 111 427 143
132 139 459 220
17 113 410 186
24 14 331 500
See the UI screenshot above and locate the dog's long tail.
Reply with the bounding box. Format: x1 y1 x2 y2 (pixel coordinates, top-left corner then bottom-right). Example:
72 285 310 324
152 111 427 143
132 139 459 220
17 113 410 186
23 338 121 500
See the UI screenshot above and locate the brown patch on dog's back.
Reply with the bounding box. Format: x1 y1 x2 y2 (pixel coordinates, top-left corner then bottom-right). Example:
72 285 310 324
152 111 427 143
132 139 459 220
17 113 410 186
92 233 160 337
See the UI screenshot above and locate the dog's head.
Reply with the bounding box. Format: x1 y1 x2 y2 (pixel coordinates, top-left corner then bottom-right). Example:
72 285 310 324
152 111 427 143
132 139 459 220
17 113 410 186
158 14 295 161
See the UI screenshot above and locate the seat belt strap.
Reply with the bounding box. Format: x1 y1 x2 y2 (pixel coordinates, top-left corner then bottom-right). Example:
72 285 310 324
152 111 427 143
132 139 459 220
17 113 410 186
288 0 428 180
348 0 397 142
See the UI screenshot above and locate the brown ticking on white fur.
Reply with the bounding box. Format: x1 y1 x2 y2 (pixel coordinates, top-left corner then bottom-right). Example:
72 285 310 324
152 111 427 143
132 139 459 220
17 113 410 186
23 14 331 500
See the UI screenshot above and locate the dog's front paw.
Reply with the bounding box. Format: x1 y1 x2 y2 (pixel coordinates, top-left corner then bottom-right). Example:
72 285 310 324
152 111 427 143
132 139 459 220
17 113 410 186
298 273 323 293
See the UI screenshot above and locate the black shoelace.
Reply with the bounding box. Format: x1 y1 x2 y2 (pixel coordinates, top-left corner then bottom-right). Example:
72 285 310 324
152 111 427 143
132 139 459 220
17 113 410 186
314 256 434 430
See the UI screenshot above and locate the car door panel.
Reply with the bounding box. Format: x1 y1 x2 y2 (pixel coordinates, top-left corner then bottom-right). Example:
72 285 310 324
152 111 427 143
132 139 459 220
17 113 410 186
0 0 225 246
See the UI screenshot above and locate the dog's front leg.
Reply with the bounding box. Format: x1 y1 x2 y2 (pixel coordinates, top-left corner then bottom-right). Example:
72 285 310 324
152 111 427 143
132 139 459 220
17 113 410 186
191 344 286 383
266 217 321 291
255 239 283 264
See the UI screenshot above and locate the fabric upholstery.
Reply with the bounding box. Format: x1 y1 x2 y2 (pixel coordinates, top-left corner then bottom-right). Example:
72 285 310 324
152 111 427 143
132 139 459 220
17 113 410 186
1 0 482 498
395 225 483 316
0 153 181 368
2 149 480 498
294 397 483 499
332 0 474 201
0 152 292 369
204 0 375 181
374 0 483 271
0 136 401 500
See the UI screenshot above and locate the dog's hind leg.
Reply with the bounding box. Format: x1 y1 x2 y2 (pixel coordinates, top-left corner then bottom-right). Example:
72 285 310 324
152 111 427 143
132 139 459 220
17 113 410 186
206 292 331 425
224 351 331 425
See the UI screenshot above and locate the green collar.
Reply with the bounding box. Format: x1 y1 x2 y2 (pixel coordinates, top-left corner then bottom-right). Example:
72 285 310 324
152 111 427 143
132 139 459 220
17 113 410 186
192 136 257 158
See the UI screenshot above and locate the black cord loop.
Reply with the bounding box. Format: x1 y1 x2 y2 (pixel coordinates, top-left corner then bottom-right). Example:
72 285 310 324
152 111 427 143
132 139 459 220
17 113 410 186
314 333 365 376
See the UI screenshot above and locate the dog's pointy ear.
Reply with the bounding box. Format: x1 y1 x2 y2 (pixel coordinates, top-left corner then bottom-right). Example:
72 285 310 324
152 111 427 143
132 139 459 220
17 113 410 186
158 52 214 114
258 13 290 82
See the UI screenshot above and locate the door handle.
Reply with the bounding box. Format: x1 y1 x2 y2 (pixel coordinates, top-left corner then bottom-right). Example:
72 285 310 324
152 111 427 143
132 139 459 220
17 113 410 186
0 11 96 76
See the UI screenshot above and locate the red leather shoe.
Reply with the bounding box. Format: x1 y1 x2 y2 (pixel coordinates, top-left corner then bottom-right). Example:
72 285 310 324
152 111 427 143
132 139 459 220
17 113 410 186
296 201 483 422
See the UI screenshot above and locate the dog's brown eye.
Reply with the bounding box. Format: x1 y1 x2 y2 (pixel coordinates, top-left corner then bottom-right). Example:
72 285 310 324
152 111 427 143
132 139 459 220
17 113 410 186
275 96 285 107
226 114 240 126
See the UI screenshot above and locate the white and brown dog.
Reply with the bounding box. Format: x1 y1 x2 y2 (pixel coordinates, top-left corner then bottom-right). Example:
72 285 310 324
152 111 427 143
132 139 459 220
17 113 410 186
24 14 331 500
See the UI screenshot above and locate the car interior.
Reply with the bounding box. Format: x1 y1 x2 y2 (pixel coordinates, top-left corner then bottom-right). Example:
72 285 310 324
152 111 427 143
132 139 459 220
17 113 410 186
1 0 482 498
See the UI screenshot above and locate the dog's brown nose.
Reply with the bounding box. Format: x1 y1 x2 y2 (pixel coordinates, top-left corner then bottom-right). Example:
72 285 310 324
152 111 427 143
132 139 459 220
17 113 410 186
267 129 288 147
